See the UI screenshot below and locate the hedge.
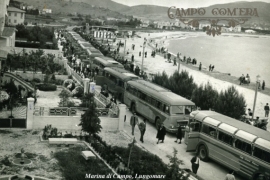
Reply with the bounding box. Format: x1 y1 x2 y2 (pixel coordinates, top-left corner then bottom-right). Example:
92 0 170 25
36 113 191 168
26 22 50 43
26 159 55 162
36 83 57 91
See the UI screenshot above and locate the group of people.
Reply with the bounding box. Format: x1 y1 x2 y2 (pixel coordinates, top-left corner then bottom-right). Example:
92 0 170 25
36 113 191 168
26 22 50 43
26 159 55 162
209 64 215 72
128 112 236 179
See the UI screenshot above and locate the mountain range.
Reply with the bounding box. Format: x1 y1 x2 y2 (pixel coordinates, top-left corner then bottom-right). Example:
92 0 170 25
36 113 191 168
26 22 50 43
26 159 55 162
17 0 270 26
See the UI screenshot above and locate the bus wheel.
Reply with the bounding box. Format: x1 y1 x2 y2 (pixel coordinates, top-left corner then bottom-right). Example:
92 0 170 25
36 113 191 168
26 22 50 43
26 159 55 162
155 118 162 129
199 145 209 161
131 103 136 113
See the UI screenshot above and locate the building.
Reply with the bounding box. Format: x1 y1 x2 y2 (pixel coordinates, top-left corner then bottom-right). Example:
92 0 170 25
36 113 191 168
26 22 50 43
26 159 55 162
7 6 25 26
1 27 16 47
42 8 52 14
221 25 241 33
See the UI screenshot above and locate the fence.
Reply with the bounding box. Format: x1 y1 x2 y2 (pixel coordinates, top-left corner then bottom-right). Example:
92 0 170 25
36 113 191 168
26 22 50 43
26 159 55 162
0 118 26 128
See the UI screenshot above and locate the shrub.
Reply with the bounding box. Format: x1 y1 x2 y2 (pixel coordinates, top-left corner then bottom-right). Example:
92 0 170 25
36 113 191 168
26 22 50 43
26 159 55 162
36 83 57 91
32 78 41 83
50 79 64 85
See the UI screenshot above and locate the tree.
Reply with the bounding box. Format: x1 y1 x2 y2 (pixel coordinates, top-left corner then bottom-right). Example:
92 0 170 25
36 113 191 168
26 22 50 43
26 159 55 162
166 148 184 180
59 89 72 107
215 86 246 119
191 82 219 110
79 93 102 137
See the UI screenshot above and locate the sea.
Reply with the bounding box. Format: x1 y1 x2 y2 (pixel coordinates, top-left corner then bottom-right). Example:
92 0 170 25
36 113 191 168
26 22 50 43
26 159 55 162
167 34 270 86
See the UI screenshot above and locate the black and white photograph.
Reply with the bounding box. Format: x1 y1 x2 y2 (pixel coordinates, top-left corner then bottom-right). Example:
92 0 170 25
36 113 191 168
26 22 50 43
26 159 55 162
0 0 270 179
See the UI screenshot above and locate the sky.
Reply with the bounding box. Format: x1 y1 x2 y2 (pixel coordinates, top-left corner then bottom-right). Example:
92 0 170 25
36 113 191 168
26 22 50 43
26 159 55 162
112 0 270 8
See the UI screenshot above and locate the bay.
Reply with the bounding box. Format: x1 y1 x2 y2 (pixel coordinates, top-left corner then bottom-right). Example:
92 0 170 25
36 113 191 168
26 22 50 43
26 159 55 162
167 34 270 86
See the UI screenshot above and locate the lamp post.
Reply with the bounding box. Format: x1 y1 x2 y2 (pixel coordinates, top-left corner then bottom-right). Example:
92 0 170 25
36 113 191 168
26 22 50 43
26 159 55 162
252 75 260 120
141 41 146 74
123 35 127 56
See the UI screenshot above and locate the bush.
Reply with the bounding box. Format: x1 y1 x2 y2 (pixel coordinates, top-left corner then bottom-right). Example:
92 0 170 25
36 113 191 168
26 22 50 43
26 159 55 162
36 83 57 91
50 79 64 85
32 78 41 83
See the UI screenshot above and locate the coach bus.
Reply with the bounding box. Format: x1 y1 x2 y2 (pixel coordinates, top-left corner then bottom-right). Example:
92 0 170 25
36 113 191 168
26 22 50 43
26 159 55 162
100 67 139 101
185 110 270 180
93 57 124 70
124 80 196 133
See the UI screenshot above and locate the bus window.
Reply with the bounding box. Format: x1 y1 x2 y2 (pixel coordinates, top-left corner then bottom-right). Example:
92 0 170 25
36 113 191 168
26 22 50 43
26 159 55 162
119 80 124 87
163 105 170 114
189 121 201 132
234 139 252 155
171 106 184 115
184 106 193 115
151 98 157 107
218 131 233 146
202 124 217 138
253 147 270 164
146 96 151 104
157 101 163 111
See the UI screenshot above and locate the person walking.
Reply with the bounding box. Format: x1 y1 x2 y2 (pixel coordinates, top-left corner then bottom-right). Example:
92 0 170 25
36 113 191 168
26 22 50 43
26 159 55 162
264 103 269 117
199 62 202 71
248 108 253 119
209 64 211 71
262 80 265 90
191 154 200 176
130 113 138 135
156 123 166 144
174 125 183 144
225 170 235 180
211 65 215 71
138 119 146 143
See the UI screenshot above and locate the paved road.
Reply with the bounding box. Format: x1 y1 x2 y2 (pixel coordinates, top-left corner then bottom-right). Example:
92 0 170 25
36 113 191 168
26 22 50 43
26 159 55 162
122 109 244 180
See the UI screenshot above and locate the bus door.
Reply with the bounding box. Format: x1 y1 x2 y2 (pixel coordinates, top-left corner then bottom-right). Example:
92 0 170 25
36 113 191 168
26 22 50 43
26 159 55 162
186 120 201 152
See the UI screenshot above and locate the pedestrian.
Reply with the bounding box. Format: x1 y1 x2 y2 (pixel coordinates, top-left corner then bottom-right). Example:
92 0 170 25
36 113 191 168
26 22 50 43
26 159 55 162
138 118 146 143
156 123 166 144
174 125 182 144
209 64 211 71
130 113 138 135
225 170 235 180
264 103 269 117
211 65 215 71
199 62 202 71
131 54 134 62
248 108 253 119
262 80 265 90
139 51 141 57
173 57 177 66
191 154 200 176
145 51 147 58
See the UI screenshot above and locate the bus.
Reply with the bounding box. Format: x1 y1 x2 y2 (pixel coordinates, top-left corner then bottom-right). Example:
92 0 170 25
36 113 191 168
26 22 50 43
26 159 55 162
93 56 124 70
185 110 270 180
99 67 139 101
124 80 196 133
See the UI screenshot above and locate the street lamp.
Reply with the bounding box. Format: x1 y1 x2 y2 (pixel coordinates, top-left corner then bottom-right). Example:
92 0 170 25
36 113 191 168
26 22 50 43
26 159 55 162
252 75 260 120
123 34 127 56
141 41 146 74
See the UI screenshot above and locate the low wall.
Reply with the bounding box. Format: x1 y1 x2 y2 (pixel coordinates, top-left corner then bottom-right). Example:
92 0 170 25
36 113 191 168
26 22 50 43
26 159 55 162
14 71 68 81
32 115 119 130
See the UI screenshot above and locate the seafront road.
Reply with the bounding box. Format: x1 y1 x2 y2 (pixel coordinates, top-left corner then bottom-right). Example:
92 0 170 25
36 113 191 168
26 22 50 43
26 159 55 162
122 110 244 180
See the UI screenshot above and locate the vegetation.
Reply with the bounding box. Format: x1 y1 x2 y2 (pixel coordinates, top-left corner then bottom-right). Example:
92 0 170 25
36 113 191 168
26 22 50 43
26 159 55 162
54 146 113 180
16 24 58 49
152 71 246 119
79 93 102 137
36 83 57 91
58 89 74 107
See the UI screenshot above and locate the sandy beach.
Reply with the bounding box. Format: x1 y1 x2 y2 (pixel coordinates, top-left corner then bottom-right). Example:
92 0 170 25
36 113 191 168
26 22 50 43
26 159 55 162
118 31 270 131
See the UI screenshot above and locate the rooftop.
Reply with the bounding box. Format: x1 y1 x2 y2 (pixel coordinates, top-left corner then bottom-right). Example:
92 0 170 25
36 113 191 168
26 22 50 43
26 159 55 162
7 6 25 13
2 27 16 37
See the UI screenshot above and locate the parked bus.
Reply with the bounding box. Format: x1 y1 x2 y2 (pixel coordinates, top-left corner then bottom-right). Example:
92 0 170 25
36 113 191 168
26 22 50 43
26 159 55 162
185 110 270 180
124 80 196 133
100 67 139 101
93 56 124 70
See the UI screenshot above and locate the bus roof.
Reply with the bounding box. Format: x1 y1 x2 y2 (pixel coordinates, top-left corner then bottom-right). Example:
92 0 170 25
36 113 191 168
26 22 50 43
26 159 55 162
94 57 124 68
192 110 270 141
104 67 139 81
128 80 195 106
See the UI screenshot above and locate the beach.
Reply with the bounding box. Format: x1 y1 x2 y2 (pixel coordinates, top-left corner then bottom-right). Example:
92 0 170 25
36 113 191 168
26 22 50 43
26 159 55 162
119 31 270 131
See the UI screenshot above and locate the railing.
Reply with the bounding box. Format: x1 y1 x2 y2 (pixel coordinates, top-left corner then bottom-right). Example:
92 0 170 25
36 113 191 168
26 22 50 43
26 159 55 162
94 90 119 117
34 107 78 116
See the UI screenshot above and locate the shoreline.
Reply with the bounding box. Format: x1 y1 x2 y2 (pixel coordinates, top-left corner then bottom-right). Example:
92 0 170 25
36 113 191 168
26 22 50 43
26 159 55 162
146 34 270 97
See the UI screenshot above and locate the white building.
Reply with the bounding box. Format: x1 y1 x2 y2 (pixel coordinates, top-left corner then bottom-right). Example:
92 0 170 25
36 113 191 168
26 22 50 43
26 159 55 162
7 6 25 26
43 8 52 14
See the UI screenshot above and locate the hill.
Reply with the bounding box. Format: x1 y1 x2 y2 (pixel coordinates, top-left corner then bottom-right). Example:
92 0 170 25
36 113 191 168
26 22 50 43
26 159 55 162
16 0 128 18
71 0 129 11
120 1 270 26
